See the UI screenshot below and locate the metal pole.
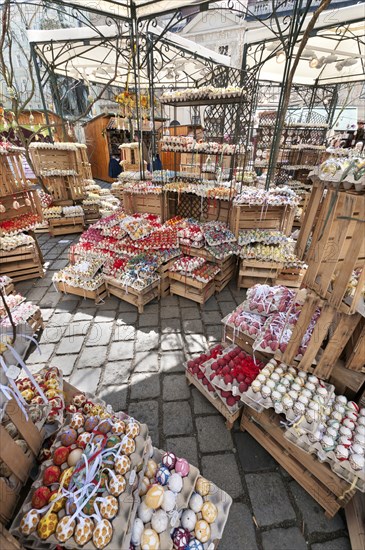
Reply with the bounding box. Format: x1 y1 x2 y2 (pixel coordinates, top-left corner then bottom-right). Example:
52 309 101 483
146 34 157 170
30 44 53 142
129 0 144 179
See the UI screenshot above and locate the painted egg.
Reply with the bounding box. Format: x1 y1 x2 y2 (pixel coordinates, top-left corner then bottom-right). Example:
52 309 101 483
53 446 70 466
66 405 77 414
106 435 121 448
37 512 58 540
43 465 61 486
77 432 92 448
139 476 150 496
146 459 158 479
195 520 211 543
98 471 108 491
138 501 154 523
349 453 365 471
162 451 176 470
92 518 113 549
45 389 58 400
60 467 74 489
156 465 170 486
98 419 112 434
83 496 97 516
121 436 135 456
145 484 165 509
131 517 144 546
21 389 34 402
151 509 169 534
93 434 106 447
168 473 183 493
49 492 66 513
20 509 41 535
112 420 125 435
201 501 218 523
161 490 176 512
173 527 191 549
31 486 51 509
140 528 159 550
56 515 76 543
126 421 140 439
84 416 100 432
66 498 77 515
189 493 203 513
115 454 131 475
186 539 204 550
72 393 86 407
67 448 83 467
60 428 78 447
70 413 85 430
181 509 197 531
89 404 103 416
175 458 190 477
100 495 119 519
74 517 94 546
109 473 126 496
195 477 211 497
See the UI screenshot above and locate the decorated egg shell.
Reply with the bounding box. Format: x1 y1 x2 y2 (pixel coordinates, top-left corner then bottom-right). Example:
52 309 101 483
56 515 76 543
115 454 131 475
201 501 218 523
21 389 34 402
66 497 77 516
195 477 211 497
173 527 190 549
31 486 51 509
70 413 84 430
335 445 349 461
121 435 135 455
49 492 66 513
175 457 190 477
53 446 70 466
126 420 140 438
162 451 176 470
131 517 144 546
83 496 97 515
146 459 158 479
77 432 92 447
186 538 204 550
139 476 150 496
138 501 154 523
43 465 61 486
349 453 364 471
37 512 58 540
161 489 176 512
151 509 169 534
100 495 119 519
74 517 94 546
112 419 125 435
168 472 183 493
98 419 112 434
93 434 106 447
59 466 74 489
92 518 113 549
68 448 83 467
5 422 18 438
106 435 121 448
20 509 41 535
145 484 165 509
109 473 126 496
60 428 77 447
195 519 211 543
181 509 197 531
141 528 160 550
84 416 100 432
156 465 170 486
189 492 204 513
83 400 94 413
66 404 78 414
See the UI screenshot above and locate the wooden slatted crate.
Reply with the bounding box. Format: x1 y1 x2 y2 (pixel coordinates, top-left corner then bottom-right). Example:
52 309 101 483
42 176 69 202
0 148 34 197
275 266 306 288
105 276 159 313
237 259 283 289
123 191 164 220
169 271 216 306
49 216 84 237
231 203 295 238
158 258 176 298
55 280 107 304
0 244 44 282
214 256 237 293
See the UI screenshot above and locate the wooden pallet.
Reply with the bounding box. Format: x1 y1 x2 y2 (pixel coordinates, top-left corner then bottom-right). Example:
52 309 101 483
240 407 356 518
56 281 107 304
301 190 365 313
105 277 159 313
49 216 84 236
231 203 295 238
0 245 44 282
186 370 242 429
42 176 69 201
170 278 215 306
345 492 365 550
275 266 306 288
123 191 164 220
237 259 283 289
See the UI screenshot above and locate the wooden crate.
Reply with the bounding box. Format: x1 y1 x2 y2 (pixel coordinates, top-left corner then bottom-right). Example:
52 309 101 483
275 266 306 288
237 259 283 289
302 190 365 313
3 283 15 295
296 180 327 260
0 150 34 197
0 190 43 237
0 244 44 282
240 407 356 518
158 258 176 298
55 280 107 304
224 323 270 364
42 176 69 202
231 203 295 238
105 277 159 313
49 216 84 237
186 370 242 429
75 144 93 180
215 256 237 293
123 191 164 220
30 145 78 173
66 174 86 201
345 493 365 550
169 272 216 306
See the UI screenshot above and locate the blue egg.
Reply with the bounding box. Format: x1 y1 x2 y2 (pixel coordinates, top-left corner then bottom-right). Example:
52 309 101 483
156 465 171 486
186 539 204 550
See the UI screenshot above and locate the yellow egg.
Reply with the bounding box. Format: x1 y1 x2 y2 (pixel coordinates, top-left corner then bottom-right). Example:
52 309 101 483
139 476 150 496
49 493 66 513
21 389 34 402
59 467 74 489
146 459 158 479
37 512 58 540
140 528 160 550
196 477 211 497
195 519 211 543
145 485 164 510
201 501 218 523
45 389 58 399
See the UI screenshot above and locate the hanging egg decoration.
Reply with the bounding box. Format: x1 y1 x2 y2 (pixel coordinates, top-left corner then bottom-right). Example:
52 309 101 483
12 200 20 210
25 197 31 206
0 204 5 213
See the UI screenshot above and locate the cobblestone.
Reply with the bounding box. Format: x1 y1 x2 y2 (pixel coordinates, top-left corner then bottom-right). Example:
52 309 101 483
311 539 351 550
135 329 159 351
261 527 307 550
130 372 160 400
160 351 185 373
220 503 258 550
102 361 132 385
56 336 84 355
134 351 159 373
202 453 244 498
196 416 233 453
77 346 108 369
86 323 113 346
109 341 134 361
128 401 159 446
161 332 184 351
166 436 199 467
70 367 101 394
97 384 128 411
246 472 296 527
163 374 190 401
27 344 55 364
163 401 193 436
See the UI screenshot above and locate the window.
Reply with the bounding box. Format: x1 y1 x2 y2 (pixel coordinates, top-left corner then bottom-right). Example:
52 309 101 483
218 45 229 55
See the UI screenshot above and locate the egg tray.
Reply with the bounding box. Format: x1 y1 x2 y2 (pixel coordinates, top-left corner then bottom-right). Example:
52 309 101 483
10 423 152 550
284 430 365 493
184 362 219 400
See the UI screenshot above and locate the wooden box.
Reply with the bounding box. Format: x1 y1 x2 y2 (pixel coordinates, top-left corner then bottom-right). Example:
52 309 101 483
123 191 164 220
237 259 283 289
49 216 84 237
214 256 237 293
105 277 159 313
0 149 34 197
55 280 107 304
231 203 295 238
0 244 44 282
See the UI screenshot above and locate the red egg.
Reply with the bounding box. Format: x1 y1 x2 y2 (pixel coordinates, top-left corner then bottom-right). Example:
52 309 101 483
32 486 51 509
227 396 236 406
43 465 61 486
53 446 70 466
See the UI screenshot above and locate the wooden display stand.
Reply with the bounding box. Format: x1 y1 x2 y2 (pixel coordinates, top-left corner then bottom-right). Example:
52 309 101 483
240 407 356 518
275 266 306 288
164 191 233 225
75 144 93 180
123 191 164 220
55 281 107 304
0 190 43 237
105 277 159 313
0 244 44 282
231 203 295 238
82 204 101 226
49 216 84 237
237 259 283 289
0 147 35 197
169 272 216 306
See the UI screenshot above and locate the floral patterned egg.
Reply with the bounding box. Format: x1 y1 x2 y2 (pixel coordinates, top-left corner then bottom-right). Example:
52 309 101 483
111 419 125 435
53 446 70 466
106 435 121 449
121 436 135 456
126 421 140 439
20 509 41 535
114 454 131 475
49 492 66 513
140 528 160 550
44 378 59 389
21 389 34 402
98 419 112 434
74 517 94 546
146 459 158 479
109 474 126 496
195 477 211 497
77 432 92 448
72 393 86 408
84 416 100 433
92 518 113 549
60 428 77 447
70 413 85 430
90 405 104 416
55 515 76 543
37 512 58 540
45 389 58 399
201 501 218 524
100 495 119 519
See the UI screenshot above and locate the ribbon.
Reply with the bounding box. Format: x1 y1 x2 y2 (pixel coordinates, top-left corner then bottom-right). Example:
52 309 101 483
5 341 48 405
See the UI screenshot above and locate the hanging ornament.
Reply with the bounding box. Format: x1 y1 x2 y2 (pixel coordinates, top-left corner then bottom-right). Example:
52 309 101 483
25 197 31 206
12 200 20 210
0 204 5 213
67 122 73 137
29 113 34 124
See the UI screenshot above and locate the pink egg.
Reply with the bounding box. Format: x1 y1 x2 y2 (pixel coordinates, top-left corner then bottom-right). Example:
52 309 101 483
175 458 190 477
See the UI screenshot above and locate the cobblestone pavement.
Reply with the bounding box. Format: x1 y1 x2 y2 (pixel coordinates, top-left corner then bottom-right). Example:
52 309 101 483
19 232 351 550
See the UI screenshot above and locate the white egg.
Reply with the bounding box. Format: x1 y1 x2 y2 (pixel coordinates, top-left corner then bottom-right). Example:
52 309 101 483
131 518 144 546
161 490 176 512
168 473 183 493
181 509 197 531
151 509 169 534
137 501 153 523
189 493 203 513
